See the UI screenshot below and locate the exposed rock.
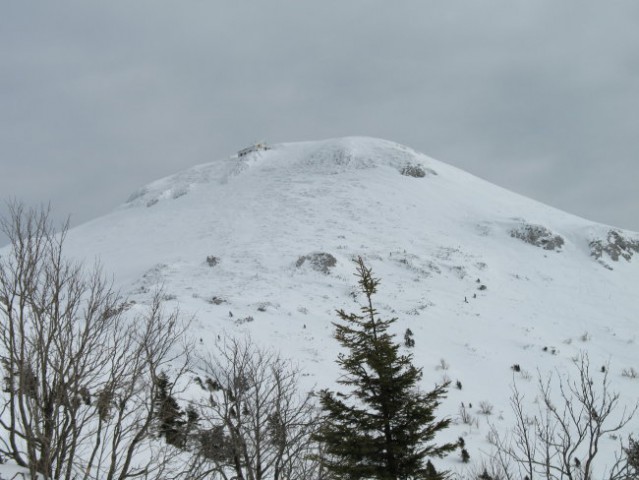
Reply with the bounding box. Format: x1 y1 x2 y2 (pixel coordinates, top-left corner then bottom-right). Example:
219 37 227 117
400 164 436 178
295 252 337 274
510 223 564 251
590 230 639 263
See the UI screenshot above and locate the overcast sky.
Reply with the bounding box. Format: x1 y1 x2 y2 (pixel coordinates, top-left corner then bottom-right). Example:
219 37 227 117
2 1 638 246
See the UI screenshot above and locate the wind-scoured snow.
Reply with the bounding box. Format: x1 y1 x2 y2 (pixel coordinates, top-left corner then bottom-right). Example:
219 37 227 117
4 137 638 477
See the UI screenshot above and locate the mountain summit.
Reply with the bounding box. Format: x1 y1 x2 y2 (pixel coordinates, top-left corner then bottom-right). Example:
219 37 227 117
65 137 638 468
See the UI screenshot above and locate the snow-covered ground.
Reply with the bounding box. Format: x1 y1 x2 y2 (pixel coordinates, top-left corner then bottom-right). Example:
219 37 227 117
2 137 638 478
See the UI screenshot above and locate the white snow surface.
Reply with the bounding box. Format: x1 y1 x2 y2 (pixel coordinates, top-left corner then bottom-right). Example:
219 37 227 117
3 137 638 477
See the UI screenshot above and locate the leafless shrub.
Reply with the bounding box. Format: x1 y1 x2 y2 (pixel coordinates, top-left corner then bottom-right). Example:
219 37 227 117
623 437 639 474
188 336 319 480
458 404 478 428
621 367 638 379
0 203 191 480
488 353 638 480
604 436 639 480
520 370 533 381
436 358 450 371
479 401 494 415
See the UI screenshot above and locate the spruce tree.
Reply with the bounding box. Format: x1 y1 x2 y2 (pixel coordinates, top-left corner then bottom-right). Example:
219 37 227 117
315 257 456 480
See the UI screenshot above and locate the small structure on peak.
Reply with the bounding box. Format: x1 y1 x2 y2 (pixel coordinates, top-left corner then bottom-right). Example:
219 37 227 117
238 142 269 158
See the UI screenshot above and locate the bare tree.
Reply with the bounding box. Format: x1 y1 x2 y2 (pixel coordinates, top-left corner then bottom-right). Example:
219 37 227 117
601 436 639 480
488 353 638 480
188 336 320 480
0 203 191 480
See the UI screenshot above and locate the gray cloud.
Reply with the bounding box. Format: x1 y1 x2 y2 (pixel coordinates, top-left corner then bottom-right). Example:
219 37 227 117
2 1 638 245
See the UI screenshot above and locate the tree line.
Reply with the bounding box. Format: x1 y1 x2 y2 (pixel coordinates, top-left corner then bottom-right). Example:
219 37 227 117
0 203 636 480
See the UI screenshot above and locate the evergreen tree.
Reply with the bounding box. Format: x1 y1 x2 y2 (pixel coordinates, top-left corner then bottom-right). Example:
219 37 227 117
315 257 456 480
624 436 639 474
404 328 415 348
460 448 470 464
154 372 188 449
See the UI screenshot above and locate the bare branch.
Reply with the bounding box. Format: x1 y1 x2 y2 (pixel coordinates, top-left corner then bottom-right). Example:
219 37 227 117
489 352 638 480
0 203 192 480
189 335 319 480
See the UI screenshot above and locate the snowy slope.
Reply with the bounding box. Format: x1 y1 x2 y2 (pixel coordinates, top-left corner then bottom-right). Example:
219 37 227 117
12 137 639 476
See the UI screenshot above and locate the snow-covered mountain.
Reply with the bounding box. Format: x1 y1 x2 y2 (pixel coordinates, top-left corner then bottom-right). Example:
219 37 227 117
49 137 639 474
